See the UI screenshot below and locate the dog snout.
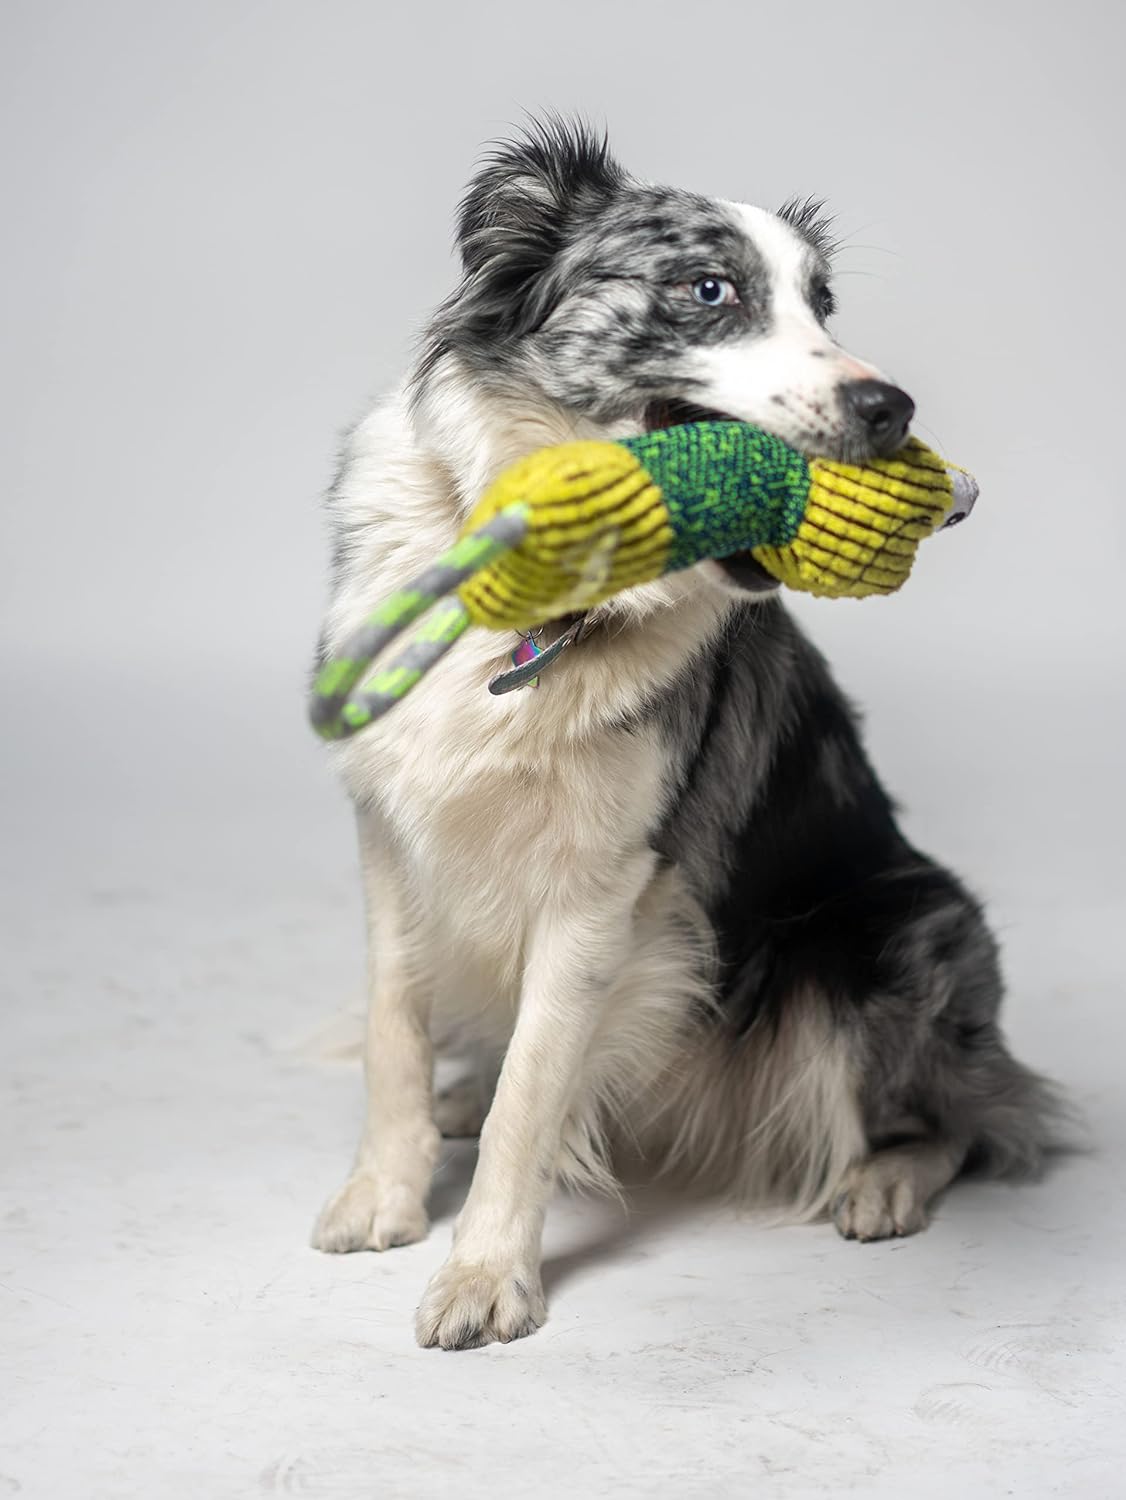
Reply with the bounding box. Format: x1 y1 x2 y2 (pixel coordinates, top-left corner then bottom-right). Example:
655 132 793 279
839 380 915 456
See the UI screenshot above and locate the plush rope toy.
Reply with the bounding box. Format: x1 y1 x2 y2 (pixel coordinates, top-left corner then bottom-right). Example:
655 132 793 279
311 421 976 740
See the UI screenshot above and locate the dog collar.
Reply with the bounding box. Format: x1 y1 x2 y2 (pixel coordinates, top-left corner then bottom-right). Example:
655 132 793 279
488 615 589 695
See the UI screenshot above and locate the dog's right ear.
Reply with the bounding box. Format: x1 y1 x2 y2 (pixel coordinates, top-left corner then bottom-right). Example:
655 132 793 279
452 116 626 339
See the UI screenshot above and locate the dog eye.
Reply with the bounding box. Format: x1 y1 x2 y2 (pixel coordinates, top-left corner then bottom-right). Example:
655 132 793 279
690 277 739 307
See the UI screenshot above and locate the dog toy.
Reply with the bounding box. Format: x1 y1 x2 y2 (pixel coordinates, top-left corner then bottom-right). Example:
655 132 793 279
311 421 976 739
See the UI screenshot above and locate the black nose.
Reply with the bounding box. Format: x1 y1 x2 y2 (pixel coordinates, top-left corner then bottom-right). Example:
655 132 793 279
840 380 915 454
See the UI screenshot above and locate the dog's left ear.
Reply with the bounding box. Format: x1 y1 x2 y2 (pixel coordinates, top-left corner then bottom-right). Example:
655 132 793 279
452 115 627 340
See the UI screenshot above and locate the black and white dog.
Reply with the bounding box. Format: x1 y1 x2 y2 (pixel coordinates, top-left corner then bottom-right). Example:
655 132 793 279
312 119 1055 1350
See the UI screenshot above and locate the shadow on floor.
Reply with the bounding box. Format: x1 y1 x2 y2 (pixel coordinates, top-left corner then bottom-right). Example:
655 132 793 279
427 1136 720 1298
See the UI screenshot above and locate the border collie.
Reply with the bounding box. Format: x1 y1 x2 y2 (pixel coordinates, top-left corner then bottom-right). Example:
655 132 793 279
311 118 1056 1350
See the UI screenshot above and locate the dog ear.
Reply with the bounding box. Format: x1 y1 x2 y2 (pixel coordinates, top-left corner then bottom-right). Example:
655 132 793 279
777 197 838 264
452 115 626 339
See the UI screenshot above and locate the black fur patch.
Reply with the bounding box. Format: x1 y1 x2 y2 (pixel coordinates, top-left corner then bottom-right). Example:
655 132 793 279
649 600 1059 1173
455 115 626 280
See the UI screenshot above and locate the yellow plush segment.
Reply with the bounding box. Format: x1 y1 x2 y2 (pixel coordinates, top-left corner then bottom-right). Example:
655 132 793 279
458 441 673 630
752 438 954 598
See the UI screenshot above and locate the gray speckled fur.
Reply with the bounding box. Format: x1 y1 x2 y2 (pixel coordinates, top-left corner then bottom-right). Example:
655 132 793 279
413 119 832 423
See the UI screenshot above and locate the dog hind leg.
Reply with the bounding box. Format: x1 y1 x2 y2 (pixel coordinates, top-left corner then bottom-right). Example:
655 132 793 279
831 1138 965 1241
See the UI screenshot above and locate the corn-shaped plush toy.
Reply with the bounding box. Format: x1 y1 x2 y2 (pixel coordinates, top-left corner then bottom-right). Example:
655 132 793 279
311 422 976 740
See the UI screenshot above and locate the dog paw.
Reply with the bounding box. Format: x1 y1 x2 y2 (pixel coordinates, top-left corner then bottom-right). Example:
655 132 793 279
831 1160 930 1242
433 1078 488 1139
311 1174 429 1253
415 1259 545 1350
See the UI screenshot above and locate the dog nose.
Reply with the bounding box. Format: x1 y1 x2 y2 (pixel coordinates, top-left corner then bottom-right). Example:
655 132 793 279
840 380 915 454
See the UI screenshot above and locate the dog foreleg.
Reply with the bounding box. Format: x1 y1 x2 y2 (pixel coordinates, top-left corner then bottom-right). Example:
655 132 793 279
415 850 655 1349
311 808 439 1253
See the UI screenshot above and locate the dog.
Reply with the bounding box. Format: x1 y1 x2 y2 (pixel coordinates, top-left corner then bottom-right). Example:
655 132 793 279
311 118 1056 1350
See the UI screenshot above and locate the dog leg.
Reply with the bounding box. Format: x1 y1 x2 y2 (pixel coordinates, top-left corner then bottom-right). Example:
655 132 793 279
831 1138 966 1241
312 810 439 1253
415 852 655 1349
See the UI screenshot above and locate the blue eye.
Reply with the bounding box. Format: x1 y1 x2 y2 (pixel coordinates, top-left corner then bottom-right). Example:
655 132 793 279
691 277 738 307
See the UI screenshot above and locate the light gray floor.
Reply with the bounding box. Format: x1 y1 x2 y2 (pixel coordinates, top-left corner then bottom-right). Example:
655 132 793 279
2 654 1124 1499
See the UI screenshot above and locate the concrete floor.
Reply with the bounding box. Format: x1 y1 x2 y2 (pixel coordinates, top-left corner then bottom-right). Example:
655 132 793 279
2 658 1124 1499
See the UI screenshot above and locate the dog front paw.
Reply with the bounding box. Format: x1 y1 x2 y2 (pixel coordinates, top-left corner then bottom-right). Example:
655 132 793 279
311 1173 429 1253
415 1258 545 1350
831 1160 930 1242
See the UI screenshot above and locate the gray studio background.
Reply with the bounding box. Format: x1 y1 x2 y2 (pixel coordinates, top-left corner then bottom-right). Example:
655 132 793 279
3 3 1124 1496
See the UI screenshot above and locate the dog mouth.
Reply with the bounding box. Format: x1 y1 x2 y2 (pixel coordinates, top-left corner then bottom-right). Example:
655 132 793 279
645 397 737 432
643 398 782 594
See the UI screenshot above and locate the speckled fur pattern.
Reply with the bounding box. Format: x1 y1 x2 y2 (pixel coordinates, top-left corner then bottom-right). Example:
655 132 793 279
311 119 1059 1350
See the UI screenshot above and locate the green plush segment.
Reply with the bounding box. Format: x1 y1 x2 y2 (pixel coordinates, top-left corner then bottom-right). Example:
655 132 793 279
309 519 518 735
311 590 433 710
619 422 810 570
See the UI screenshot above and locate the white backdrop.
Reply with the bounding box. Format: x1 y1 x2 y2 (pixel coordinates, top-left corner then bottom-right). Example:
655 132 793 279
3 3 1124 1495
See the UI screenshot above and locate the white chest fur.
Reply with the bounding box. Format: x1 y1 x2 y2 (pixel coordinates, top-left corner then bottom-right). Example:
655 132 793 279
321 385 728 1007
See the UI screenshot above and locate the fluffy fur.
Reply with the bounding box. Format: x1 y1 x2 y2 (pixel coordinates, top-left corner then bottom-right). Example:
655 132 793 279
312 118 1058 1350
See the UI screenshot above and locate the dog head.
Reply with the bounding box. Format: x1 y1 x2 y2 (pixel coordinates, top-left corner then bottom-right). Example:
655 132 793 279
413 118 915 603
